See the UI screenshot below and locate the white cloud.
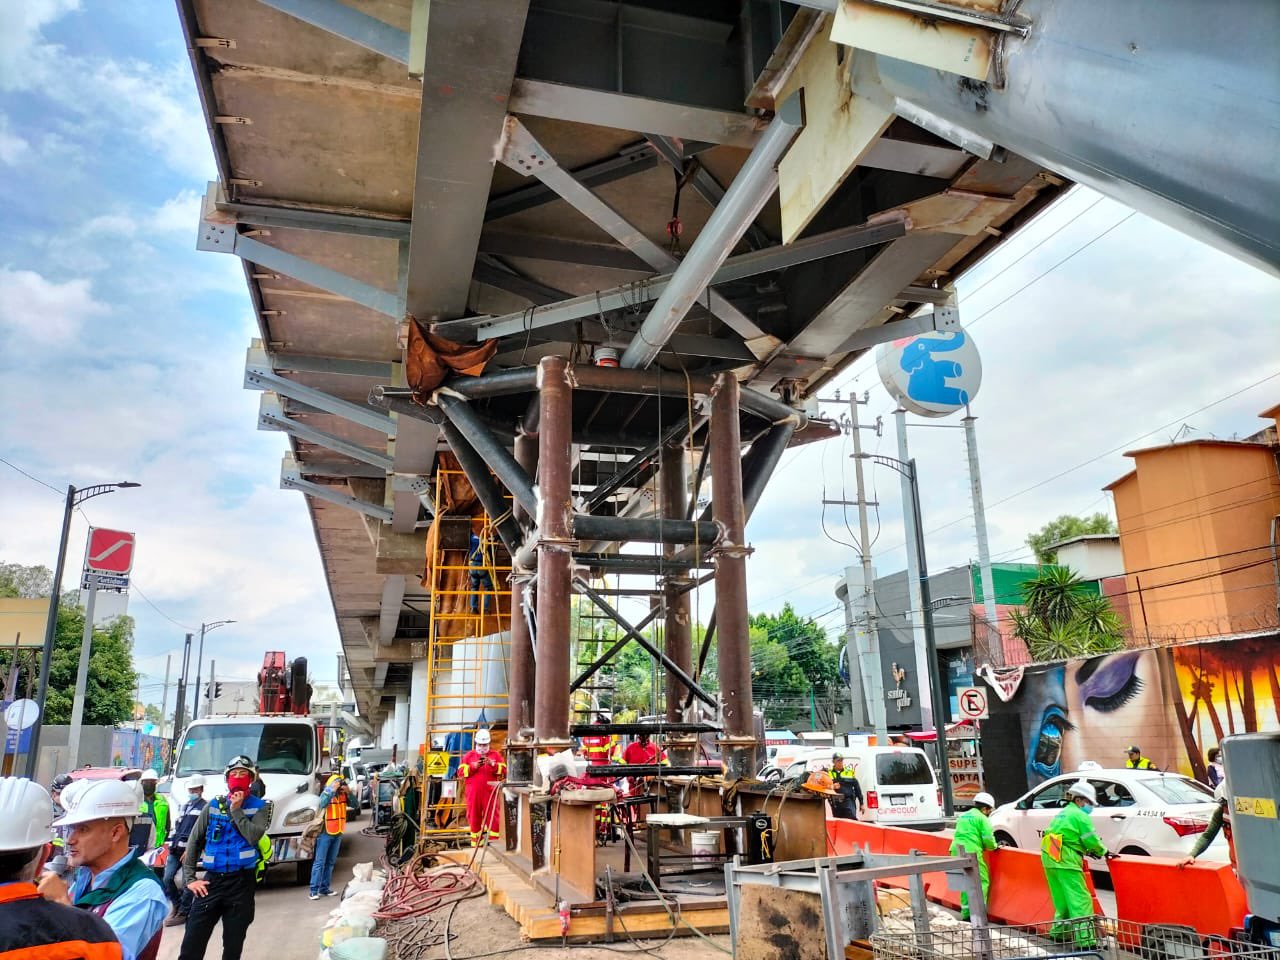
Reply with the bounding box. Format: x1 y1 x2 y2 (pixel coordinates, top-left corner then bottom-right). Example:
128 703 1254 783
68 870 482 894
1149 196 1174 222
0 0 80 92
0 266 107 343
0 113 29 164
153 189 202 235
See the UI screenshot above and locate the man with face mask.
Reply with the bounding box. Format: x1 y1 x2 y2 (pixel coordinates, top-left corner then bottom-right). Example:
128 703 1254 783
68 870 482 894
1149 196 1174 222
39 778 169 960
177 756 271 960
1040 780 1112 947
457 729 506 847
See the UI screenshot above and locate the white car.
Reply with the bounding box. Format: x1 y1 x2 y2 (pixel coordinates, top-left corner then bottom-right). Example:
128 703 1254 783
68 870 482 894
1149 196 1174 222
989 768 1230 867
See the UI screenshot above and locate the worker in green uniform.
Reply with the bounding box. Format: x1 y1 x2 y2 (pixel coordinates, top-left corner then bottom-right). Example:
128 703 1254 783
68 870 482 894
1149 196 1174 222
1040 780 1112 946
949 791 997 920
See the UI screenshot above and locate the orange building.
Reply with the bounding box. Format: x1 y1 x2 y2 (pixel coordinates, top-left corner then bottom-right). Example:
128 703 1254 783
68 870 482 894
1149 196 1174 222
1104 404 1280 643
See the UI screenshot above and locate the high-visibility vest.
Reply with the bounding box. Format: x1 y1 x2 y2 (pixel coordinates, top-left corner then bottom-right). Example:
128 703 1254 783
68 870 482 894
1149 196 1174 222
323 776 347 835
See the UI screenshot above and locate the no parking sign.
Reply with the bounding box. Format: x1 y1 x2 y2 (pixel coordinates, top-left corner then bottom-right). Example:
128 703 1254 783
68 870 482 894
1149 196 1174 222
957 686 989 721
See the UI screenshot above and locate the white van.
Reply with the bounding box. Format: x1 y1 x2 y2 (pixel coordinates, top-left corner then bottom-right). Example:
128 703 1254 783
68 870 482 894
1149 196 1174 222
843 746 944 828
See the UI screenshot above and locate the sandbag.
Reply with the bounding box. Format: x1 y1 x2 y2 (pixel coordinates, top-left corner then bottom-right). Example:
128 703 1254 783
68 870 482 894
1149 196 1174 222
330 938 388 960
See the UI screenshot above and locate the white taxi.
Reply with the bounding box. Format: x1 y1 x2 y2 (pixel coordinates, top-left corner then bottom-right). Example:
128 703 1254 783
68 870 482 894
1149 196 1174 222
988 767 1229 868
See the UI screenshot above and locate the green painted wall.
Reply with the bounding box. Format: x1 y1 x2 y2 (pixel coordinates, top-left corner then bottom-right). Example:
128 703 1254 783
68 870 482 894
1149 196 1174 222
971 563 1102 606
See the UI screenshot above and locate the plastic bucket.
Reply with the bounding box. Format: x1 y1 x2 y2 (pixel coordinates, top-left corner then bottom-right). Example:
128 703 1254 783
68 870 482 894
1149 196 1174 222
594 347 620 367
691 830 720 862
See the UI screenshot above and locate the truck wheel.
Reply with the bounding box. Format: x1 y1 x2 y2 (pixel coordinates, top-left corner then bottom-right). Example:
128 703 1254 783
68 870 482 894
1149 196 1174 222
296 860 312 886
994 831 1016 848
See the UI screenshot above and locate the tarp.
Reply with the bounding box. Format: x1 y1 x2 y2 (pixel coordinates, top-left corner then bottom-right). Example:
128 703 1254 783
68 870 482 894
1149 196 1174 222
405 321 496 395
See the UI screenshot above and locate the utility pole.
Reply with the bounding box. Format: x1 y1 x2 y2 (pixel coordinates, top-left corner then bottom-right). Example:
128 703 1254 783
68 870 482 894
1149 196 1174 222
158 654 172 745
207 659 216 717
192 620 235 722
66 582 100 769
173 633 192 749
963 410 999 632
821 392 887 740
894 409 933 731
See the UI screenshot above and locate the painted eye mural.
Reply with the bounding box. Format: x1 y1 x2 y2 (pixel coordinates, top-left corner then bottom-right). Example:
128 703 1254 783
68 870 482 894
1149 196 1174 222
1030 704 1074 781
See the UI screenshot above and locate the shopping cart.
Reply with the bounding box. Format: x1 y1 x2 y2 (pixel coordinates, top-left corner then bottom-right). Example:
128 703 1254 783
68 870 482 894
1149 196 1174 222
870 917 1280 960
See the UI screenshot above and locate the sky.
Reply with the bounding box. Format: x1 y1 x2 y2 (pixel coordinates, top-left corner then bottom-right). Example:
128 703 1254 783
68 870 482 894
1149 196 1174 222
1 2 1278 711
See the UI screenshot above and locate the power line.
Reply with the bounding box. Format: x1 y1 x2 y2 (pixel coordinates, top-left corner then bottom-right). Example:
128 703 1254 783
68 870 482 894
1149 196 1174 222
0 456 64 496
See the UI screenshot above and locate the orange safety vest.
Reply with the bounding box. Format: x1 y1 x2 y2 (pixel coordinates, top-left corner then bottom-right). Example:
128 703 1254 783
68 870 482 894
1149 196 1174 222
323 776 347 835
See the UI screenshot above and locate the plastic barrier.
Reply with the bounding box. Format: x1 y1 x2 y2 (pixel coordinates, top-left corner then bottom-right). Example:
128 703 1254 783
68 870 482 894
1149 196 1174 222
1109 857 1248 939
826 817 1102 925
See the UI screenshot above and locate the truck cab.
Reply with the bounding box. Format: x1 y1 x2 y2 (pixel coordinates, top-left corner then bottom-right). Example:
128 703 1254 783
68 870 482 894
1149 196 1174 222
171 715 323 883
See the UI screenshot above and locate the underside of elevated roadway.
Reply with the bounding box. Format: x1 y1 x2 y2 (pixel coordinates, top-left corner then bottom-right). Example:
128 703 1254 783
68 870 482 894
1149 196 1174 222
178 0 1073 728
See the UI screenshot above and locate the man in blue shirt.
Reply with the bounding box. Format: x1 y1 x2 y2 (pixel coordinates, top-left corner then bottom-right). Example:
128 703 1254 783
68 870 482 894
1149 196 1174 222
38 778 169 960
178 756 271 960
162 773 207 926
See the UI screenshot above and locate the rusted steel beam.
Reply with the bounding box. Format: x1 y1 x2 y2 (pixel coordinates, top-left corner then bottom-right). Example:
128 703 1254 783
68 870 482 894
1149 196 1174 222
533 356 573 749
661 444 693 725
710 373 758 779
507 432 540 784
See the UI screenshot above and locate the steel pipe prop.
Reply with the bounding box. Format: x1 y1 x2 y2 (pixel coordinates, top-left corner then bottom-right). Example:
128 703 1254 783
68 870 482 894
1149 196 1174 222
574 554 707 574
532 356 574 747
568 722 717 736
568 365 801 426
742 421 798 519
571 514 719 545
572 578 717 709
437 421 523 557
620 94 804 369
709 373 758 778
435 393 537 517
661 443 693 722
582 414 700 512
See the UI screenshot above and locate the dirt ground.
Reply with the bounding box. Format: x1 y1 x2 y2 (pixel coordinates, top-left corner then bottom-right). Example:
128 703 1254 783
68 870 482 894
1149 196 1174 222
399 886 734 960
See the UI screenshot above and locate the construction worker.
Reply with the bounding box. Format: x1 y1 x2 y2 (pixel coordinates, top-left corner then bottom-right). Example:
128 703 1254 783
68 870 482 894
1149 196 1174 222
39 778 169 960
457 729 505 846
50 772 74 820
309 771 349 899
162 774 206 927
1179 782 1235 869
580 718 613 766
619 731 665 767
177 756 271 960
950 792 997 920
0 777 123 958
1040 780 1111 947
829 755 863 821
468 531 493 613
1124 745 1158 770
138 770 169 853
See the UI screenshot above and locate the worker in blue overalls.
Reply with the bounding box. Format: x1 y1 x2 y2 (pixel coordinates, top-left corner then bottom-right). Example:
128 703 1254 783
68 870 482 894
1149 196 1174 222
177 756 271 960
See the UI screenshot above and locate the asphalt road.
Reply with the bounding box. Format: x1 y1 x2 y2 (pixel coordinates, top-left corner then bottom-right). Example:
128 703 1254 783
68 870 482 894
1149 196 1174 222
156 820 385 960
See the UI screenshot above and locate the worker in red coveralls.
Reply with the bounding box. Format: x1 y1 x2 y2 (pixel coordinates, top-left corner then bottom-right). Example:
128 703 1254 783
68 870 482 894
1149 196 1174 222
619 731 665 767
580 717 613 766
457 729 505 847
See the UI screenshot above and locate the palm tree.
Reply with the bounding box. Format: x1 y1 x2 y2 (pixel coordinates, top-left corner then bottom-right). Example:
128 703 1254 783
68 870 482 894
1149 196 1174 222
1012 567 1126 661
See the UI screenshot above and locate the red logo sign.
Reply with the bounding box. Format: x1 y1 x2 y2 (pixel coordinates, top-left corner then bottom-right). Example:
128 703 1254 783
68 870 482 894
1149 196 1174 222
85 528 136 575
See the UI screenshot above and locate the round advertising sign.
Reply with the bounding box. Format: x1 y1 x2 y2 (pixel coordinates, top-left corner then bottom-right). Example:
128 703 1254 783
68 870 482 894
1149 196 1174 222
876 327 982 418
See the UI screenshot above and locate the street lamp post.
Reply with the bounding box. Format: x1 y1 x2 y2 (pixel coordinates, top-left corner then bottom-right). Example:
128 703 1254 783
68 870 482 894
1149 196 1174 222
858 453 955 816
192 620 235 721
25 481 141 779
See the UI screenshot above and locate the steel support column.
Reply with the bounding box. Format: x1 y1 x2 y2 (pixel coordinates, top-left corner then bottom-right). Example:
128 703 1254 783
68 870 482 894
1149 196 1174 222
532 356 573 749
620 94 804 369
661 444 694 746
709 374 757 778
507 432 539 784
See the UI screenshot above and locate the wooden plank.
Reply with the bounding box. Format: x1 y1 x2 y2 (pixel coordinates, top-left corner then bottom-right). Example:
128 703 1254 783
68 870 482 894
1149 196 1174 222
778 18 894 243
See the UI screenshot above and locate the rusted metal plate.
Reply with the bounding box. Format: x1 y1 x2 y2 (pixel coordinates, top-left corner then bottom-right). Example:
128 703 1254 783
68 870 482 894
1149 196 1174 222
893 189 1017 235
777 21 894 243
832 0 994 81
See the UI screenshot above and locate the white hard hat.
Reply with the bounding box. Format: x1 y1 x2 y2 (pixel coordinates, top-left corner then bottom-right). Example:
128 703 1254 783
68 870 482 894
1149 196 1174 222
1067 780 1097 805
474 729 491 745
186 774 205 790
0 777 55 851
53 779 139 827
139 769 159 782
973 792 996 809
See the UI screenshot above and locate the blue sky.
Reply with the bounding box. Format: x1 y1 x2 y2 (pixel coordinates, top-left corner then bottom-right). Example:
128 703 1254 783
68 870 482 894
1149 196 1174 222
2 3 1278 707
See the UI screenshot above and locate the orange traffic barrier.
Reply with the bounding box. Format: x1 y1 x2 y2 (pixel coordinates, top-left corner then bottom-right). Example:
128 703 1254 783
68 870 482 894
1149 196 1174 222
826 817 1102 925
1109 857 1247 939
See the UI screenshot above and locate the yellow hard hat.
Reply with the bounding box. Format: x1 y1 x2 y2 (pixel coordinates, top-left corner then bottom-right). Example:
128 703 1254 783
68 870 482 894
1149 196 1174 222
803 770 840 797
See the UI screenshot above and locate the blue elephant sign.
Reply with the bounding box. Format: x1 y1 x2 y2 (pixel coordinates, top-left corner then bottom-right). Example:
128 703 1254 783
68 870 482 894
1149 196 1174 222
876 328 982 417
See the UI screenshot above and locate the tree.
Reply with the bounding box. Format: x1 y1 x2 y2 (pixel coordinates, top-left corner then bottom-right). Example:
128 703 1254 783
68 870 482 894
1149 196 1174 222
143 703 164 725
1026 513 1116 564
1010 566 1125 661
0 560 137 726
0 562 53 599
747 605 842 728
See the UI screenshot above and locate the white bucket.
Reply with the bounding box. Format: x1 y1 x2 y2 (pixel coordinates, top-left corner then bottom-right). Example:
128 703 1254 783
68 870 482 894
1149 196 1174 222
593 347 620 367
691 830 720 862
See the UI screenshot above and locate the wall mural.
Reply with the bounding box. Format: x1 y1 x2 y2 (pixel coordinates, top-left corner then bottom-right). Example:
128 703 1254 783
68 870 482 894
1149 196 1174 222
978 635 1279 799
